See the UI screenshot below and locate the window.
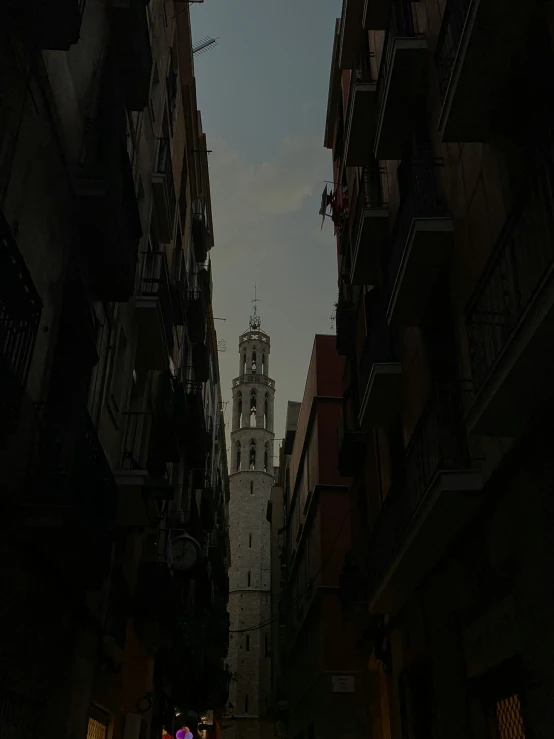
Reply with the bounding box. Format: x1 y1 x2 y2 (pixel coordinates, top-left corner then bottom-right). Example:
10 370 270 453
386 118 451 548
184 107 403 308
235 442 241 472
249 439 256 470
249 534 252 548
250 390 257 427
261 351 265 375
264 442 269 472
245 635 250 651
247 571 251 587
243 352 247 374
264 393 269 428
237 392 242 427
244 695 249 714
252 350 257 372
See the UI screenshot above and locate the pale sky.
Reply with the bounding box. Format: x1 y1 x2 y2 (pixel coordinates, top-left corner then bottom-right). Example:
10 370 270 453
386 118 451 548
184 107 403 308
190 0 341 457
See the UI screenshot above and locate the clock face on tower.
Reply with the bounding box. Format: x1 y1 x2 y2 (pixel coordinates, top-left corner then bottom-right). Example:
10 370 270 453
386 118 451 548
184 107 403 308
171 534 200 571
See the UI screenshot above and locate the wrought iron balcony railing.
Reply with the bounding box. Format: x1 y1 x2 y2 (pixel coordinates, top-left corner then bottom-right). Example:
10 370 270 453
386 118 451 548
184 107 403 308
157 138 177 221
376 0 420 115
358 288 396 391
0 212 42 436
435 0 473 97
466 148 554 392
367 382 470 590
386 158 448 296
139 250 174 348
121 411 153 470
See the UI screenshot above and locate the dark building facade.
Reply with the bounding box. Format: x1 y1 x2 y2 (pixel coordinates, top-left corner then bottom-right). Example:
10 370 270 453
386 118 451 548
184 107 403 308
269 336 370 739
323 1 554 738
1 4 230 739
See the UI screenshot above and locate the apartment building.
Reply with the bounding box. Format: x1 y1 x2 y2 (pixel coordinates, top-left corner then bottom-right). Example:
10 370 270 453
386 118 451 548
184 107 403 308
268 336 369 739
324 1 554 738
0 3 230 739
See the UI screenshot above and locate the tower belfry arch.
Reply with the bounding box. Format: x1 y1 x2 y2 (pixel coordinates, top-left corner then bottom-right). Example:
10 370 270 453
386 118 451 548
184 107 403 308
227 297 274 739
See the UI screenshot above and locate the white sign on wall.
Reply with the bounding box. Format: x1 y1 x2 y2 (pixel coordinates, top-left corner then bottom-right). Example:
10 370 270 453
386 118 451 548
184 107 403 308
332 675 355 693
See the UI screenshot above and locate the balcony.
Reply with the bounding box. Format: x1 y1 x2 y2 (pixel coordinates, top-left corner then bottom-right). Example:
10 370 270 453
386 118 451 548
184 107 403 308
187 267 210 345
358 289 402 429
363 0 390 30
108 0 153 111
386 159 453 326
435 0 531 142
336 299 356 356
182 380 208 467
24 404 118 588
192 199 211 263
350 167 388 285
171 249 189 326
135 251 174 370
0 213 42 441
465 150 554 437
152 139 176 243
344 48 378 167
115 411 172 527
10 0 86 49
149 372 181 466
374 1 428 160
367 384 482 614
75 72 142 301
338 0 365 70
193 343 210 383
338 410 368 477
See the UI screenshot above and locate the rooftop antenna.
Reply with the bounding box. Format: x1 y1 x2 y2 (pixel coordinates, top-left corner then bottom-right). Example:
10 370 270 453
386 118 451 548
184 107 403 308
249 284 261 331
193 37 219 56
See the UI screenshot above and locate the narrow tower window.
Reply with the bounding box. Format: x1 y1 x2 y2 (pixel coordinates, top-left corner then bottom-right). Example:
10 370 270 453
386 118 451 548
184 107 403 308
237 392 242 427
250 390 257 427
261 351 265 375
247 571 251 587
249 534 252 548
243 352 247 374
264 442 269 472
235 442 241 472
249 440 256 470
252 350 257 372
264 393 269 429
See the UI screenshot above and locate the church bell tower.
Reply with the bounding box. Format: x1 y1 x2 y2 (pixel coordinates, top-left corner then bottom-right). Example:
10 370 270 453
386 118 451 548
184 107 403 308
226 293 274 739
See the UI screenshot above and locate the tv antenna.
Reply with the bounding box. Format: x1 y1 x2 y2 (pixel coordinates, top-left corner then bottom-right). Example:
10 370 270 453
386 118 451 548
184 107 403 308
193 37 219 56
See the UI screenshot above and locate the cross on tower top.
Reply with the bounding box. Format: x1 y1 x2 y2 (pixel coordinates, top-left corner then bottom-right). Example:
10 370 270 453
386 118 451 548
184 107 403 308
249 283 261 330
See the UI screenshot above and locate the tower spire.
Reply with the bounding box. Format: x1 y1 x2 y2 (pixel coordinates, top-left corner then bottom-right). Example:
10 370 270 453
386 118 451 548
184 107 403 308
249 283 261 331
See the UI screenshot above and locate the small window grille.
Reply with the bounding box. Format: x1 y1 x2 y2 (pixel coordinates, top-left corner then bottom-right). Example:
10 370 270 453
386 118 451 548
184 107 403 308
496 694 526 739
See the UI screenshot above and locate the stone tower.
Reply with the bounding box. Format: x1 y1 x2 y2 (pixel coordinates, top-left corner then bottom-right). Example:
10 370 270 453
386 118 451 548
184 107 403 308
227 299 274 739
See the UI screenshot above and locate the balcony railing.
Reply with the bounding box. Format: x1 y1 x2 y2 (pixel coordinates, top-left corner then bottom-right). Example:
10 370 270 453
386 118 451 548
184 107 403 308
153 139 176 242
376 0 418 111
139 250 174 349
367 382 470 592
374 0 427 158
121 411 153 470
358 289 396 389
192 199 210 263
0 213 42 436
466 150 554 393
386 158 448 306
172 249 189 326
108 0 153 111
435 0 472 97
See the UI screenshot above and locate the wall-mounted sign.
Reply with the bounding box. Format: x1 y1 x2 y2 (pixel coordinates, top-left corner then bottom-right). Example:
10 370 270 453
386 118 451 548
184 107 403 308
332 675 355 693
